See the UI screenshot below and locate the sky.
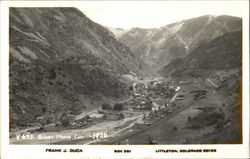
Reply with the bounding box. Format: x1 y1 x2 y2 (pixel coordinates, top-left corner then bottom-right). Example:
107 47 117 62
78 1 245 29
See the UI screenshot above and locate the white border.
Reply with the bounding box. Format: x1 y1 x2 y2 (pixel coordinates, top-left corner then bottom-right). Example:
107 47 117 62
1 1 249 159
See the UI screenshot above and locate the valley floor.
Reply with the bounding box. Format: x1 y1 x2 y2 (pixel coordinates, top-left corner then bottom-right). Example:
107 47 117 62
9 76 241 145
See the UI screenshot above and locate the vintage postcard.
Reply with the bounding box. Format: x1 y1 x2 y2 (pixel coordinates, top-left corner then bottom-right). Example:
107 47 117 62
1 0 249 158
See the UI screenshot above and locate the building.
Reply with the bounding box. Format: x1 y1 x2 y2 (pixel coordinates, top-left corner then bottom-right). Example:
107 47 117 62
89 113 104 119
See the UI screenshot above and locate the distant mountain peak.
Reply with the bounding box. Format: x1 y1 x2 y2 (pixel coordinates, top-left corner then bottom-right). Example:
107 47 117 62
118 14 242 71
106 26 127 38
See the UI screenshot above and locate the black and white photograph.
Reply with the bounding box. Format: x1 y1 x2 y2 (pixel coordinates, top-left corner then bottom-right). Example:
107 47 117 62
1 1 249 158
7 1 245 146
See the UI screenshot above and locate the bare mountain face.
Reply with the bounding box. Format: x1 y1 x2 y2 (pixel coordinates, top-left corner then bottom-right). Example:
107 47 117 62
105 27 126 38
159 31 242 78
9 8 146 128
117 15 242 71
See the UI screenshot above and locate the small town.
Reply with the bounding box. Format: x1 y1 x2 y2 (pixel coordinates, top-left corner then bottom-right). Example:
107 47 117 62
69 76 180 129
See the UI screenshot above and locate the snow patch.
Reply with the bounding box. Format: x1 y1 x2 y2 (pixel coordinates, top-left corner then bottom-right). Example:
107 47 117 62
146 30 153 38
18 47 37 60
19 12 34 27
107 27 126 38
10 48 31 63
53 15 66 22
35 32 48 42
168 21 184 33
12 26 50 46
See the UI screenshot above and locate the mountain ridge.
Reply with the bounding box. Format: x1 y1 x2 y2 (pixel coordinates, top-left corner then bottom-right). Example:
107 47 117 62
117 15 242 70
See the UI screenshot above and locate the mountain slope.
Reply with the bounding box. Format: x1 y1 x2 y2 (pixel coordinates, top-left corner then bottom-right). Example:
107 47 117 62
159 31 242 78
106 27 126 38
10 8 145 74
9 8 145 128
118 15 242 70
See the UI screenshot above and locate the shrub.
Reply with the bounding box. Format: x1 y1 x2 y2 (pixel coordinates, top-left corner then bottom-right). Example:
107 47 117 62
129 86 133 91
102 103 112 110
190 124 201 129
103 113 107 119
144 101 153 110
68 80 72 85
46 118 52 124
56 81 63 86
48 68 56 80
171 102 177 108
113 103 124 110
120 113 124 119
41 107 46 113
172 126 178 131
60 116 70 127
